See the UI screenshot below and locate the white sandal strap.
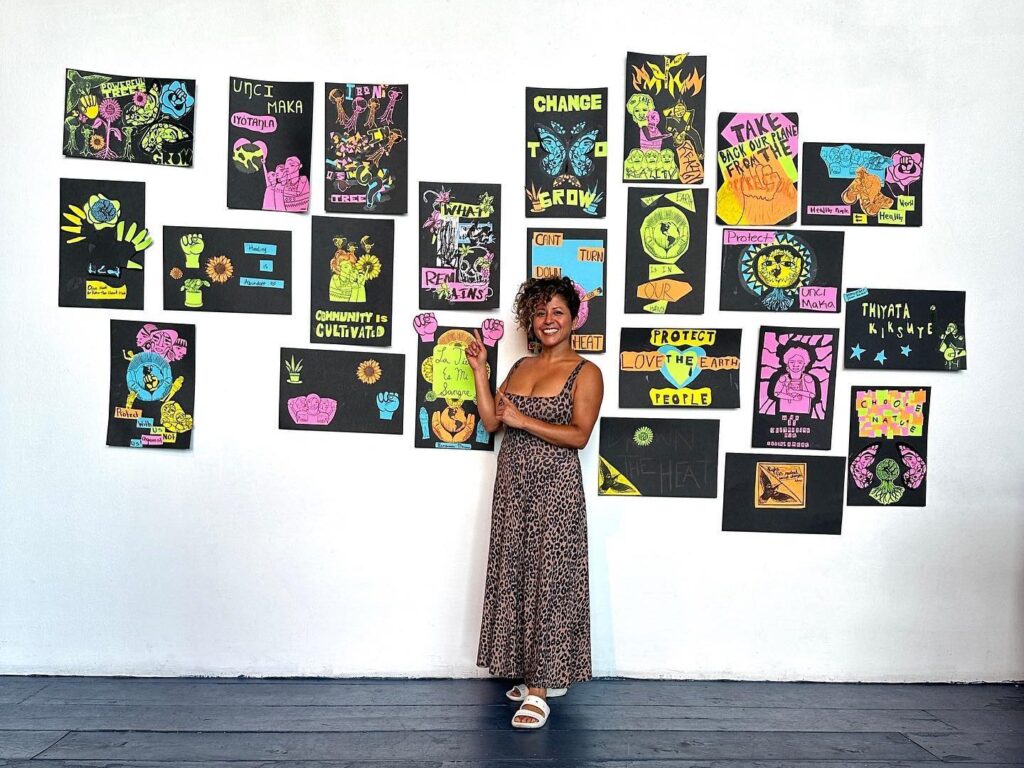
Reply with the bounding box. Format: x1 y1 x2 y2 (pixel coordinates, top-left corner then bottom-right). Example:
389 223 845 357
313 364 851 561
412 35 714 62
507 683 529 699
522 694 550 716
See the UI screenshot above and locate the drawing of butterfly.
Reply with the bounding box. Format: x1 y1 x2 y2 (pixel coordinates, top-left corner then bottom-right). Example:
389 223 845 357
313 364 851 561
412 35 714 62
757 467 797 504
599 458 636 494
536 121 599 188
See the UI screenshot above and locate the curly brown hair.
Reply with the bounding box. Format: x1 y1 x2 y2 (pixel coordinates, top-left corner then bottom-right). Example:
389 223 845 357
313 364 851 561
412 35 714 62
512 276 580 331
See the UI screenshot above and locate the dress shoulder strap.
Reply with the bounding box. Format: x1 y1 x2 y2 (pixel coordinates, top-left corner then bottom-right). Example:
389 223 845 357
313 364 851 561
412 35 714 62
562 360 588 395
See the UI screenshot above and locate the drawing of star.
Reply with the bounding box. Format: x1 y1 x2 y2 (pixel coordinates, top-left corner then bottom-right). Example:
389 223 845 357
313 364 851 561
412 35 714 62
900 345 912 357
850 344 865 360
874 350 887 365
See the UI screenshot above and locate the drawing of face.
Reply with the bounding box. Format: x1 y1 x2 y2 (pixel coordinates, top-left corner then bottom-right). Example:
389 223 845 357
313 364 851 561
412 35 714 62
756 247 803 289
645 110 661 130
626 93 655 126
782 346 811 376
658 148 676 174
644 150 660 176
283 156 302 180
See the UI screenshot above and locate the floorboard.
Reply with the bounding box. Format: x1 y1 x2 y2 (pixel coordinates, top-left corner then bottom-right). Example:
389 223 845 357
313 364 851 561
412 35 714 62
0 677 1018 764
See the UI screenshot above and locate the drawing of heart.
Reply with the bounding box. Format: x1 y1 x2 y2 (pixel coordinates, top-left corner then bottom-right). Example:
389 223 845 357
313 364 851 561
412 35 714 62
658 344 705 388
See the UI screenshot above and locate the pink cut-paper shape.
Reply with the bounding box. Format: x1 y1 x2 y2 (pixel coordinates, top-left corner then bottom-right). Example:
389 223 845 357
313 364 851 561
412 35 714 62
413 312 437 342
288 394 338 426
481 318 504 348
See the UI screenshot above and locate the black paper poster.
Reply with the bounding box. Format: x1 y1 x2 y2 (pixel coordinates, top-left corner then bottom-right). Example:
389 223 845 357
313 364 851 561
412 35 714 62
162 226 291 314
723 453 845 535
279 347 404 435
619 327 742 409
324 82 408 215
847 386 930 507
720 229 844 314
107 319 195 449
526 228 607 354
802 142 924 227
310 216 394 347
624 187 708 315
412 316 503 451
525 87 607 218
59 178 151 310
227 77 313 213
598 416 719 498
622 52 706 185
844 288 966 371
752 327 839 451
63 68 196 167
716 112 799 226
418 182 501 310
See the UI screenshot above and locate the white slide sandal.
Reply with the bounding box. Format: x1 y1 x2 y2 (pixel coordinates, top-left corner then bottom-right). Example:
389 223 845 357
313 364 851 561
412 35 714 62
506 683 567 701
511 694 550 729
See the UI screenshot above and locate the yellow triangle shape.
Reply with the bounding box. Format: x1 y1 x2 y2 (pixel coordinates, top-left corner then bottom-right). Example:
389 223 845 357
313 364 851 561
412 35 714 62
598 456 641 496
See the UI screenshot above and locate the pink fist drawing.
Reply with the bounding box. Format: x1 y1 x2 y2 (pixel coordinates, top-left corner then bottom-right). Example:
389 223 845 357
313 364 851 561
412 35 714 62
481 318 504 348
413 312 438 342
288 394 338 426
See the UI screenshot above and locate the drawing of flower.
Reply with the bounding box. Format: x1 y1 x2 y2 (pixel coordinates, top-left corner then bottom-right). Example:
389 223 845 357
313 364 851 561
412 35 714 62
169 267 183 280
132 91 148 107
478 192 494 216
435 188 452 205
89 134 106 151
633 426 654 447
356 359 383 385
84 194 120 229
885 150 923 191
160 81 194 119
98 98 122 123
435 281 453 301
205 255 234 283
356 254 381 282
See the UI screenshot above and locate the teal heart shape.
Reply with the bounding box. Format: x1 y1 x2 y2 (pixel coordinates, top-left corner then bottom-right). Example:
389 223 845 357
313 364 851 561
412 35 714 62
658 344 705 388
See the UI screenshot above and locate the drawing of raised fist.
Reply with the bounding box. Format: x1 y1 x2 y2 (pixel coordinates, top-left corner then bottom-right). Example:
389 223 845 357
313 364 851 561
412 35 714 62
180 233 205 269
413 312 438 342
481 318 504 348
376 391 400 421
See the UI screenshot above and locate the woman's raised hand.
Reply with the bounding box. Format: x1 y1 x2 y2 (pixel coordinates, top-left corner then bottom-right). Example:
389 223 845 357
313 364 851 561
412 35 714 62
466 329 488 372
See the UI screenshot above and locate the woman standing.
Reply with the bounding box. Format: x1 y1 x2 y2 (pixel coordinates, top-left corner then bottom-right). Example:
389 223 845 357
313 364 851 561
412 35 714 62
468 276 604 729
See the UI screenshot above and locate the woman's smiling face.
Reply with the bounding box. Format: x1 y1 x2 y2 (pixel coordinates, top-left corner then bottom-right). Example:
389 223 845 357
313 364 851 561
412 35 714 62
532 294 573 348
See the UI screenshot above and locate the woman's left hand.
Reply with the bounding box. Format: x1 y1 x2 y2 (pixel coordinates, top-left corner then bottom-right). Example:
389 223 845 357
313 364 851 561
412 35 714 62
496 393 527 429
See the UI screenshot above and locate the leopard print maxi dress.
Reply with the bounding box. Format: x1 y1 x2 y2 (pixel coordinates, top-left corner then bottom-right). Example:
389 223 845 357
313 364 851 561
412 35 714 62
477 358 592 689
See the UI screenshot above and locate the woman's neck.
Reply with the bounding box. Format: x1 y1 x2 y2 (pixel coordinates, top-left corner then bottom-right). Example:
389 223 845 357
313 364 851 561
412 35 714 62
537 340 575 362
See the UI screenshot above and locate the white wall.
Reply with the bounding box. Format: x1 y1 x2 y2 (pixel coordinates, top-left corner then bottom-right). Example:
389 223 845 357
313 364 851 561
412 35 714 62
1 0 1022 682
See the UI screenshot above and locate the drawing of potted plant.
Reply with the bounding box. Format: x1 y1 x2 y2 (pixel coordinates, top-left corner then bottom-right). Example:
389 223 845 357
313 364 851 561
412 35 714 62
284 355 303 384
180 277 210 308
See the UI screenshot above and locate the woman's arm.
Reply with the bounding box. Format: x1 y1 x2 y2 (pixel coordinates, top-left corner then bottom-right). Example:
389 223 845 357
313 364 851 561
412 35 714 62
466 330 504 433
497 363 603 449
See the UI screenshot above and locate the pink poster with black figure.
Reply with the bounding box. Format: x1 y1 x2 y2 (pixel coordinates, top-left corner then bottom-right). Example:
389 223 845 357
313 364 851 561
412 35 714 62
752 326 839 451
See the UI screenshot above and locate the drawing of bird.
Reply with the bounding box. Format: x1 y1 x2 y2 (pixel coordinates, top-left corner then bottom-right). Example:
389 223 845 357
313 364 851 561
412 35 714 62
757 467 797 504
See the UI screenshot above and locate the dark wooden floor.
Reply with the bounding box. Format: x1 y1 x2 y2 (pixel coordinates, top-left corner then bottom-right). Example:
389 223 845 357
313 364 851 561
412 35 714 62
0 677 1021 766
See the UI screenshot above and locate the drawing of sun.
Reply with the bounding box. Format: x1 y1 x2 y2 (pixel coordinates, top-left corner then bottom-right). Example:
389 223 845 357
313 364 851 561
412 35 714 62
205 255 234 283
357 359 382 385
633 426 654 447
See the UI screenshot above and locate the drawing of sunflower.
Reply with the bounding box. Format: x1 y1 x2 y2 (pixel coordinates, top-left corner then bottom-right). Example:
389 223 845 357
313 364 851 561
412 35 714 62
356 254 381 281
169 267 183 280
205 255 234 283
633 426 654 447
356 359 382 385
89 134 106 151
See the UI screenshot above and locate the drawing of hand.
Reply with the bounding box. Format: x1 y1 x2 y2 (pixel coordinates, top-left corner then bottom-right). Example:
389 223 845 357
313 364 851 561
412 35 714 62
180 233 204 269
481 318 504 348
466 329 488 373
413 312 437 342
376 391 400 420
730 162 797 225
78 94 99 121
